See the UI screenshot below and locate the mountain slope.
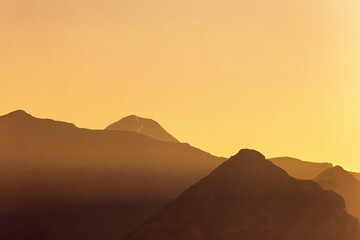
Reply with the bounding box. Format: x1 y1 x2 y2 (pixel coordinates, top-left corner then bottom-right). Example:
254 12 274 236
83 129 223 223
105 115 178 142
0 110 223 240
270 157 333 179
351 172 360 181
126 149 360 240
314 166 360 221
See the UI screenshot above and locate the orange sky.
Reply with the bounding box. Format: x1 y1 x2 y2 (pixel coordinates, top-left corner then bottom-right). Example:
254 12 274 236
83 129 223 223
1 0 360 171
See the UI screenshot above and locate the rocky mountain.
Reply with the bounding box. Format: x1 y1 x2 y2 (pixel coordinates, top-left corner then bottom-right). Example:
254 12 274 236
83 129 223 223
105 115 178 142
125 149 360 240
0 110 223 240
270 157 333 179
314 166 360 221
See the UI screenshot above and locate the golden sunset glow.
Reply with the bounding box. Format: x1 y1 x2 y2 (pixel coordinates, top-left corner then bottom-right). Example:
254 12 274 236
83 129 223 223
1 0 360 170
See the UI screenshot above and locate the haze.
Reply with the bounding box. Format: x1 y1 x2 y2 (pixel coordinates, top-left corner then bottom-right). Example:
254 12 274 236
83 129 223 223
1 0 360 171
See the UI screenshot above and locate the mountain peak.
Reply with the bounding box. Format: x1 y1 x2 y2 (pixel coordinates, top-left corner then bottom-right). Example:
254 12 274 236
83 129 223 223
0 110 77 130
318 165 352 177
210 149 291 187
105 115 178 142
0 110 35 125
235 148 265 160
2 109 32 119
333 165 346 171
315 165 358 185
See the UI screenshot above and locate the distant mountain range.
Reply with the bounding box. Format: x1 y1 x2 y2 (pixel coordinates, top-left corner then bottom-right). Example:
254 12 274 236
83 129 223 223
125 149 360 240
1 110 360 240
0 110 223 240
270 157 333 179
105 115 178 142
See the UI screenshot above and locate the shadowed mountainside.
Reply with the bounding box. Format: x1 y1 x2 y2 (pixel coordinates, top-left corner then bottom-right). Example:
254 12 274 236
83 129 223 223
270 157 333 179
125 149 360 240
0 110 223 240
105 115 178 142
314 166 360 221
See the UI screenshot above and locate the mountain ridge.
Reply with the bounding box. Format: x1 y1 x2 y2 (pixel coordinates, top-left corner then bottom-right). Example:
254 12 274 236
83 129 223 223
0 110 223 240
269 157 333 179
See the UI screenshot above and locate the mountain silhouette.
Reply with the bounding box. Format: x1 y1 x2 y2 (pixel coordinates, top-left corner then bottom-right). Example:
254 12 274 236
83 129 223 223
105 115 178 142
0 110 223 240
125 149 360 240
270 157 333 179
314 166 360 221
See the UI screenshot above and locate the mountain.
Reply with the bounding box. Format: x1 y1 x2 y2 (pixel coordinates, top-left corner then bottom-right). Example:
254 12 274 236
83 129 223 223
105 115 178 142
351 172 360 181
0 110 223 240
270 157 333 179
125 149 360 240
314 166 360 221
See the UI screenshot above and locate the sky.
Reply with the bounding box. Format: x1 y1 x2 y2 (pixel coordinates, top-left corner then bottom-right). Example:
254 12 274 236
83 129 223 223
1 0 360 171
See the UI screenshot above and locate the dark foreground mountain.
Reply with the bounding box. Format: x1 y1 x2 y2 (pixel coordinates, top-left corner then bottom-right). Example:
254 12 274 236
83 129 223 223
314 166 360 221
125 149 360 240
105 115 178 142
270 157 332 179
0 110 223 240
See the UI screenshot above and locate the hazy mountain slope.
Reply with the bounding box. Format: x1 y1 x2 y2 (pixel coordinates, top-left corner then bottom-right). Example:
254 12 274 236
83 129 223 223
314 166 360 221
105 115 178 142
270 157 332 179
350 172 360 181
0 110 223 240
125 149 360 240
